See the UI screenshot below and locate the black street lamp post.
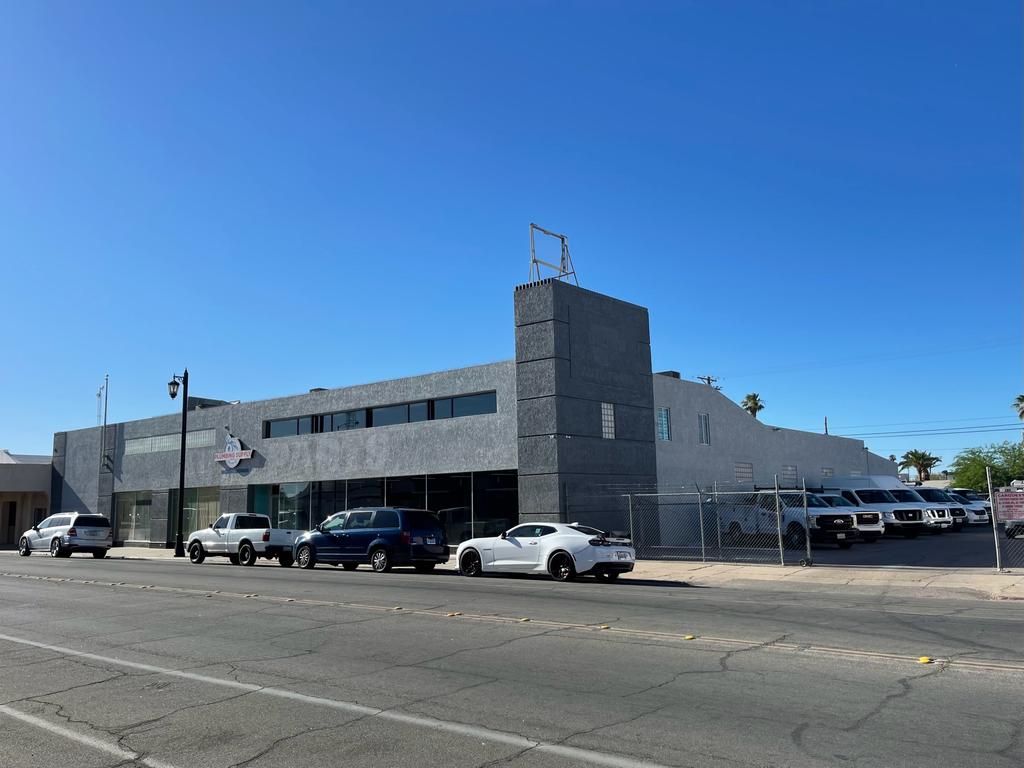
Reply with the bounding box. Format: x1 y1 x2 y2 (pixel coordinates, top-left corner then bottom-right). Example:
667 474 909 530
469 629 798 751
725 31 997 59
168 369 189 557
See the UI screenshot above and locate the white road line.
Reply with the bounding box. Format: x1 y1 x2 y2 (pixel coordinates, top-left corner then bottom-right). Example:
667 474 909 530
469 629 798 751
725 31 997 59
0 704 179 768
0 632 669 768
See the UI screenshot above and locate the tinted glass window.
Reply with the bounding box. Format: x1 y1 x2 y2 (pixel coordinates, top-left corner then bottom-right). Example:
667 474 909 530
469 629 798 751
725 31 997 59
213 516 229 529
536 526 558 536
569 525 604 536
321 414 333 432
74 516 111 528
409 402 428 422
237 516 269 529
825 496 854 507
298 416 313 435
506 525 534 538
372 404 408 427
269 419 298 438
344 511 374 529
915 489 948 502
333 410 367 430
37 517 53 529
433 398 453 419
453 392 497 417
401 510 441 530
373 509 400 528
54 516 71 527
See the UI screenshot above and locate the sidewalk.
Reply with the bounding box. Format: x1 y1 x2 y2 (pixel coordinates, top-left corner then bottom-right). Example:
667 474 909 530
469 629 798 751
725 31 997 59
99 546 1024 601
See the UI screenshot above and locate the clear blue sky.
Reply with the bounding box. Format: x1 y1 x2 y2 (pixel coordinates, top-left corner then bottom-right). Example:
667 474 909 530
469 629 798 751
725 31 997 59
1 1 1020 470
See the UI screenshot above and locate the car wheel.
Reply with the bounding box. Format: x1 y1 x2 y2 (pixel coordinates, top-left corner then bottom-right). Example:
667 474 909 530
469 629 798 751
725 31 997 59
188 542 206 564
238 543 257 567
341 562 358 571
459 549 482 576
228 554 240 565
414 563 436 573
549 552 575 582
278 553 293 568
18 537 30 557
784 524 806 550
92 550 107 559
49 538 63 558
596 572 619 582
296 544 316 569
370 548 391 573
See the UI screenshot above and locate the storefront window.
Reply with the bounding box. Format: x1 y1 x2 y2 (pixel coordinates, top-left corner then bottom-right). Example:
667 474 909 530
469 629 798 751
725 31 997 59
473 471 518 538
273 483 310 530
346 478 384 509
168 487 221 541
385 476 426 510
427 474 472 544
115 491 152 544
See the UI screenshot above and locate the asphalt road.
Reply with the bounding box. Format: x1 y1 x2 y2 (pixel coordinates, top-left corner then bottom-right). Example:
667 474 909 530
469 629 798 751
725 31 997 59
0 555 1022 768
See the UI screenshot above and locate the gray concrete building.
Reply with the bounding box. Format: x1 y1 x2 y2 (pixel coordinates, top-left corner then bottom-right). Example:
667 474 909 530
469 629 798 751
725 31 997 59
49 279 895 547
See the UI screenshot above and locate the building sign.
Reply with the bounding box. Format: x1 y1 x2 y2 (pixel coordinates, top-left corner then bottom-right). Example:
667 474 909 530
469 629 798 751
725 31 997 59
214 436 253 469
995 491 1024 521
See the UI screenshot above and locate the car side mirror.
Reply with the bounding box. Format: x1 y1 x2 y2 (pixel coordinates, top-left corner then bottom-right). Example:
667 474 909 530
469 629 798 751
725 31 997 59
315 523 323 532
500 531 507 539
209 523 215 529
31 525 39 532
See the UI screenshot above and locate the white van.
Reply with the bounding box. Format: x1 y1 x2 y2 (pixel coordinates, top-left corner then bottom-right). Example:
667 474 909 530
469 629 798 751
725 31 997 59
824 476 931 538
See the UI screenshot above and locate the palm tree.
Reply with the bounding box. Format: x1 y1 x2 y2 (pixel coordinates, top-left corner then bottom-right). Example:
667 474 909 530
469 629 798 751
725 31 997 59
898 449 942 482
1014 394 1024 420
741 393 765 419
887 454 897 463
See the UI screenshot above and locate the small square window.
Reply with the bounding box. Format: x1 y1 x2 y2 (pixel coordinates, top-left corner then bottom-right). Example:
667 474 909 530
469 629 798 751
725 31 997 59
781 465 798 485
601 402 615 439
734 462 754 483
821 467 834 478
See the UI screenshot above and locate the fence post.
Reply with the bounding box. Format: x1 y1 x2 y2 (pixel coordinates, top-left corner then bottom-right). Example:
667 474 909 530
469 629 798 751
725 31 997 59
802 479 812 564
987 467 1003 573
695 483 706 562
774 474 785 565
713 481 722 552
627 494 635 553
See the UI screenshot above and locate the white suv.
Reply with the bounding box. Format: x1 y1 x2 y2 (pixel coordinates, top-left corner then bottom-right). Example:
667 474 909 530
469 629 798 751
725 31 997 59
18 512 113 558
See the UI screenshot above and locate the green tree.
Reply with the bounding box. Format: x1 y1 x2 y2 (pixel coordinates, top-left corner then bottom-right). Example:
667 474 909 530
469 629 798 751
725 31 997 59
1014 394 1024 420
741 393 765 419
898 449 942 482
949 441 1024 490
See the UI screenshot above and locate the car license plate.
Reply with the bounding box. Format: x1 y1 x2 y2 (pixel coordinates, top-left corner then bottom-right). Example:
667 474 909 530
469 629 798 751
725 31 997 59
836 533 846 540
426 537 436 545
616 551 630 560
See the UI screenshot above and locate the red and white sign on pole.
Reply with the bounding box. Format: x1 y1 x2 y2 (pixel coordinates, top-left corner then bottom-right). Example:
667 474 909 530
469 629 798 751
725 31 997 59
995 492 1024 521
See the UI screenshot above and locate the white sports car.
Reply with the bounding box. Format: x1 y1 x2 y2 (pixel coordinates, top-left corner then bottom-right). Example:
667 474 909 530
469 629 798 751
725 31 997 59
456 523 635 581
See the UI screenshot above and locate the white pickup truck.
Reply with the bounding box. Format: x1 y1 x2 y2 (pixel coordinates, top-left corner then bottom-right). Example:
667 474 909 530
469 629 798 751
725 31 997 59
186 513 301 567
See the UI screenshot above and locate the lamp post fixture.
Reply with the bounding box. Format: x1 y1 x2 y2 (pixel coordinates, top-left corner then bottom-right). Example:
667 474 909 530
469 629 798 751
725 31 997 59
167 369 189 557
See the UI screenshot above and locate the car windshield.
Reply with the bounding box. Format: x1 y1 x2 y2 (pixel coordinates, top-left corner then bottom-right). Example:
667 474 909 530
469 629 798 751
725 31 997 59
888 489 922 502
75 516 110 527
824 496 855 507
856 490 898 504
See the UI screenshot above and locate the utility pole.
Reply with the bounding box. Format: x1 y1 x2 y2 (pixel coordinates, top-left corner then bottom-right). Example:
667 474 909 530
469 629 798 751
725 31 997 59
824 416 829 435
696 375 721 391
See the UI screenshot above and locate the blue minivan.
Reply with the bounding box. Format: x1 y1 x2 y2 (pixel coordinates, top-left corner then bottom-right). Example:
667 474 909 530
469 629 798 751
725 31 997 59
293 507 449 572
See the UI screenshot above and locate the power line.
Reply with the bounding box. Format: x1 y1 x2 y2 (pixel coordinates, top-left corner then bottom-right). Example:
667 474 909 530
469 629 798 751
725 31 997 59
828 415 1010 430
841 424 1022 438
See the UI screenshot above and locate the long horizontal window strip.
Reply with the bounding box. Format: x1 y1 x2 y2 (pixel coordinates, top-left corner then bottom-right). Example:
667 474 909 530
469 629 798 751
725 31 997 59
263 391 498 439
124 429 216 455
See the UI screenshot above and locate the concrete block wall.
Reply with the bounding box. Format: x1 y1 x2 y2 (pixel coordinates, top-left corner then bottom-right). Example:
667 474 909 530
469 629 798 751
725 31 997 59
514 279 658 523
